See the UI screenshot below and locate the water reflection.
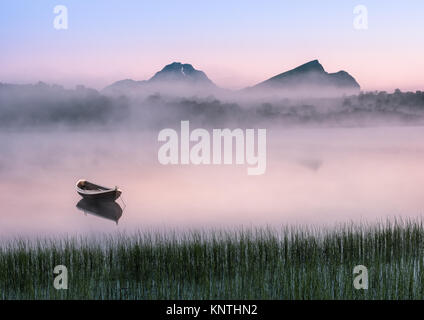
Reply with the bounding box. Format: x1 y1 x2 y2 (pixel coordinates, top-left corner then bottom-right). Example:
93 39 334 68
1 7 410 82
2 128 424 236
76 199 123 224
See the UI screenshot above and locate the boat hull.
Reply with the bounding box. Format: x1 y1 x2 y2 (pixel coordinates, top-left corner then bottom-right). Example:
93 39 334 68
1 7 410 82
77 189 122 201
76 180 122 201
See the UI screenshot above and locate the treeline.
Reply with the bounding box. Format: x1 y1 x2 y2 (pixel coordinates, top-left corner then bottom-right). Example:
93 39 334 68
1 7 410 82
0 82 129 127
1 82 424 128
254 90 424 125
342 90 424 113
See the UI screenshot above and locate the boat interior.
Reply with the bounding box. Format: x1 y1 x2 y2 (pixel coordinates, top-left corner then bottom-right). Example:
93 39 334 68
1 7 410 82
77 180 109 191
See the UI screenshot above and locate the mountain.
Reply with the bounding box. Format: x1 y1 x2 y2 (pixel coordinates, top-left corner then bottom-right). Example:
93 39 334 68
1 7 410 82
104 62 216 94
149 62 214 86
104 60 360 97
249 60 360 94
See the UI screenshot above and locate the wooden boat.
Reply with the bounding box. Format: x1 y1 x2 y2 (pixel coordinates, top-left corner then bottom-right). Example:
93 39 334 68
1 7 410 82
76 179 122 201
76 199 123 224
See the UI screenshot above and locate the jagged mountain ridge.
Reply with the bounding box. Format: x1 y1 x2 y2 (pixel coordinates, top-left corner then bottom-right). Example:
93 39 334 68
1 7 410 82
149 62 214 85
102 60 360 95
250 60 360 91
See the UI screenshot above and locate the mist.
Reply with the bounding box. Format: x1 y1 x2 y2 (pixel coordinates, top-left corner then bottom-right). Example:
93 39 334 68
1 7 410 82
2 125 424 237
1 81 424 131
1 80 424 236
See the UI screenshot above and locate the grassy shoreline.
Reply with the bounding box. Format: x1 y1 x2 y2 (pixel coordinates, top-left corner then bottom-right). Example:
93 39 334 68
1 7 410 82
1 220 424 299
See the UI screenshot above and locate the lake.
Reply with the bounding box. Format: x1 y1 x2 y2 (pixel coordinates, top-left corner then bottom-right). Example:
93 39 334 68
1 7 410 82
1 126 424 237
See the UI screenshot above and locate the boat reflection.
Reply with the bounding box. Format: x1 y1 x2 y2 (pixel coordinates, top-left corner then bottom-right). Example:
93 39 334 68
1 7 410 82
76 199 123 224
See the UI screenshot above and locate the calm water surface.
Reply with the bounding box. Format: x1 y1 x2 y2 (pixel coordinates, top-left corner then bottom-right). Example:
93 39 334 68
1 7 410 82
1 126 424 237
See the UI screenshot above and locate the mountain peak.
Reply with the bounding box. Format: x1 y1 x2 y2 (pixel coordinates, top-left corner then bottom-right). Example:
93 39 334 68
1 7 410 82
252 59 360 93
161 62 195 73
272 60 325 80
293 60 325 73
104 62 216 94
148 62 214 86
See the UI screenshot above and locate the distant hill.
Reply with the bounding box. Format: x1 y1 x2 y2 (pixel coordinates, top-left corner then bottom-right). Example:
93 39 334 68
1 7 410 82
105 79 147 91
248 60 360 95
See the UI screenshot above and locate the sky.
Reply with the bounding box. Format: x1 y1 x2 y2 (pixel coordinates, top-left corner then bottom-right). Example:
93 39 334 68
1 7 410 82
1 0 423 91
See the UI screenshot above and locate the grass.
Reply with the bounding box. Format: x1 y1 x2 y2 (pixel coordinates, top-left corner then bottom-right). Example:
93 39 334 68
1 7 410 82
1 219 424 299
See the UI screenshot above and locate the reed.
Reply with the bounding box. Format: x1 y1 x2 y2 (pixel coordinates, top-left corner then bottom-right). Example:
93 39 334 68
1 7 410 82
1 219 424 299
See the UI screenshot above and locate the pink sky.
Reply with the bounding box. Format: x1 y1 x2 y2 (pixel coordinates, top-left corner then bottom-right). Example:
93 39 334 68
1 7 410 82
1 1 423 92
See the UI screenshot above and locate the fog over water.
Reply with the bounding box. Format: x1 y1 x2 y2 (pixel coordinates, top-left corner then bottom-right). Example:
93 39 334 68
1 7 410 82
1 82 424 236
2 124 424 237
